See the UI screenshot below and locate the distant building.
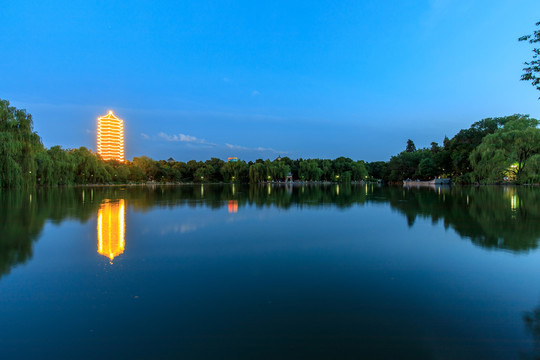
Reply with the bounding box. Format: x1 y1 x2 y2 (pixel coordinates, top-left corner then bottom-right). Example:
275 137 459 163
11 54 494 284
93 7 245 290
228 157 238 162
167 157 175 163
286 172 293 182
97 111 124 162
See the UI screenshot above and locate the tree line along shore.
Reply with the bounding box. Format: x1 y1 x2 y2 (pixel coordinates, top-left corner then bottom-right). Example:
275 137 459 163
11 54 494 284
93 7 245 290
1 98 539 188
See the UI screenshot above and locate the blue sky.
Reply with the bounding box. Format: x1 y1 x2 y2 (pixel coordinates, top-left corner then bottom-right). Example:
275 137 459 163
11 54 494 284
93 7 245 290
1 0 539 162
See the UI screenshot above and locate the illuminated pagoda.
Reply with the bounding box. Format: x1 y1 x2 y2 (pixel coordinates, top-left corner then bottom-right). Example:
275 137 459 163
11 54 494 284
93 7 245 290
97 111 124 162
97 199 126 262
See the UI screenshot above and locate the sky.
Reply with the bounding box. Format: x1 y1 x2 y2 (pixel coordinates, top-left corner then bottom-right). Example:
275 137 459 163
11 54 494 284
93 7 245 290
1 0 539 162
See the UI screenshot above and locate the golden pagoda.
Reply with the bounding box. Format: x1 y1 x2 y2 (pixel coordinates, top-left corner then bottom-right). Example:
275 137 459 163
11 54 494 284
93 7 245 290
97 111 124 161
97 199 126 262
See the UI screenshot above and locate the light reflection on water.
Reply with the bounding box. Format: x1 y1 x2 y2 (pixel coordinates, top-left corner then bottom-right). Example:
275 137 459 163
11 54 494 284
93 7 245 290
0 184 540 359
97 199 126 263
228 199 238 213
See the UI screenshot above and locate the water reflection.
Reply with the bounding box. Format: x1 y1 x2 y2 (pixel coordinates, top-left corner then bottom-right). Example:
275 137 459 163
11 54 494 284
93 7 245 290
2 184 540 280
228 200 238 213
2 184 540 358
524 302 540 359
97 199 126 262
377 185 540 252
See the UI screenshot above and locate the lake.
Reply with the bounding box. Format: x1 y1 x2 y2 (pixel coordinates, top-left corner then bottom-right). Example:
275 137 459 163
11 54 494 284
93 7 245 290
1 184 540 359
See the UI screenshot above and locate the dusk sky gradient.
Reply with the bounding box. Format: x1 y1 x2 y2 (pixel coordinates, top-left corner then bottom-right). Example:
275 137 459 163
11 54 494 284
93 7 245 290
2 0 539 162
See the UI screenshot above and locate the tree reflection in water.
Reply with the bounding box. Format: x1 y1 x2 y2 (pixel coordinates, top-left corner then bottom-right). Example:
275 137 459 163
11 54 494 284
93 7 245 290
524 304 540 359
1 184 540 280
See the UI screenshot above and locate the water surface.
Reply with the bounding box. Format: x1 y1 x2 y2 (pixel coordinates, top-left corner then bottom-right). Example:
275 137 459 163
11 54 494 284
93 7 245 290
1 184 540 359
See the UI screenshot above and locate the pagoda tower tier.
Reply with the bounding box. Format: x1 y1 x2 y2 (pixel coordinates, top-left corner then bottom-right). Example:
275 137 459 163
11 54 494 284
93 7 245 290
97 111 124 162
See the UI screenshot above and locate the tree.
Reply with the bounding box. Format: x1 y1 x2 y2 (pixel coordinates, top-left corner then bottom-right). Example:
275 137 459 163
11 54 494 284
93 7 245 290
221 160 249 182
0 99 42 187
365 161 387 180
48 146 76 184
519 21 540 97
320 159 333 180
351 161 368 181
249 162 266 183
194 165 212 182
299 160 321 181
205 158 225 182
405 139 416 152
470 115 540 182
71 147 110 183
446 117 505 176
132 156 159 181
417 158 436 179
430 142 441 153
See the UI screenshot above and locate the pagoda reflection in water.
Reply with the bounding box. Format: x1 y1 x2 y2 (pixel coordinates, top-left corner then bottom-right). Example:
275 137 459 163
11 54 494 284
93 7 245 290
97 199 126 262
228 200 238 213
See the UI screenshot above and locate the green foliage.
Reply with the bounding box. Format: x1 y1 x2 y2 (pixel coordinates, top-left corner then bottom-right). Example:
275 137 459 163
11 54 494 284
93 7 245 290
299 160 322 181
470 115 540 183
387 147 433 181
221 160 249 182
249 162 266 183
132 156 159 180
405 139 416 152
48 146 75 184
519 21 540 97
0 99 42 187
365 161 387 180
417 157 436 179
446 117 504 176
381 115 539 183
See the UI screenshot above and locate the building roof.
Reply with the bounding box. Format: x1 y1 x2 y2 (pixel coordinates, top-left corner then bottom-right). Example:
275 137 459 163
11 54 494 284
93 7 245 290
99 111 121 121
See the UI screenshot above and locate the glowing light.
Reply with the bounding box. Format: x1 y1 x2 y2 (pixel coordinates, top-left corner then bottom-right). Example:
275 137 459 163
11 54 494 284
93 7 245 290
97 199 126 262
228 200 238 213
511 195 518 210
97 111 124 162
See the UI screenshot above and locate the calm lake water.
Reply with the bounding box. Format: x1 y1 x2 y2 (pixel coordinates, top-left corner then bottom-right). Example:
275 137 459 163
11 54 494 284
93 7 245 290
1 184 540 359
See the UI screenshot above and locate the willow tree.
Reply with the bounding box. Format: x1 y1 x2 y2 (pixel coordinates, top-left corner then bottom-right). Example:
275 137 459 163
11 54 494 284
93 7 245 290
0 99 43 187
248 162 266 183
470 115 540 182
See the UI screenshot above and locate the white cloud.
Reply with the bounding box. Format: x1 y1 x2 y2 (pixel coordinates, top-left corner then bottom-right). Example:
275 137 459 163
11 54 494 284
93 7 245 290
225 143 287 154
158 132 216 145
225 143 248 150
155 135 286 153
141 133 150 139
